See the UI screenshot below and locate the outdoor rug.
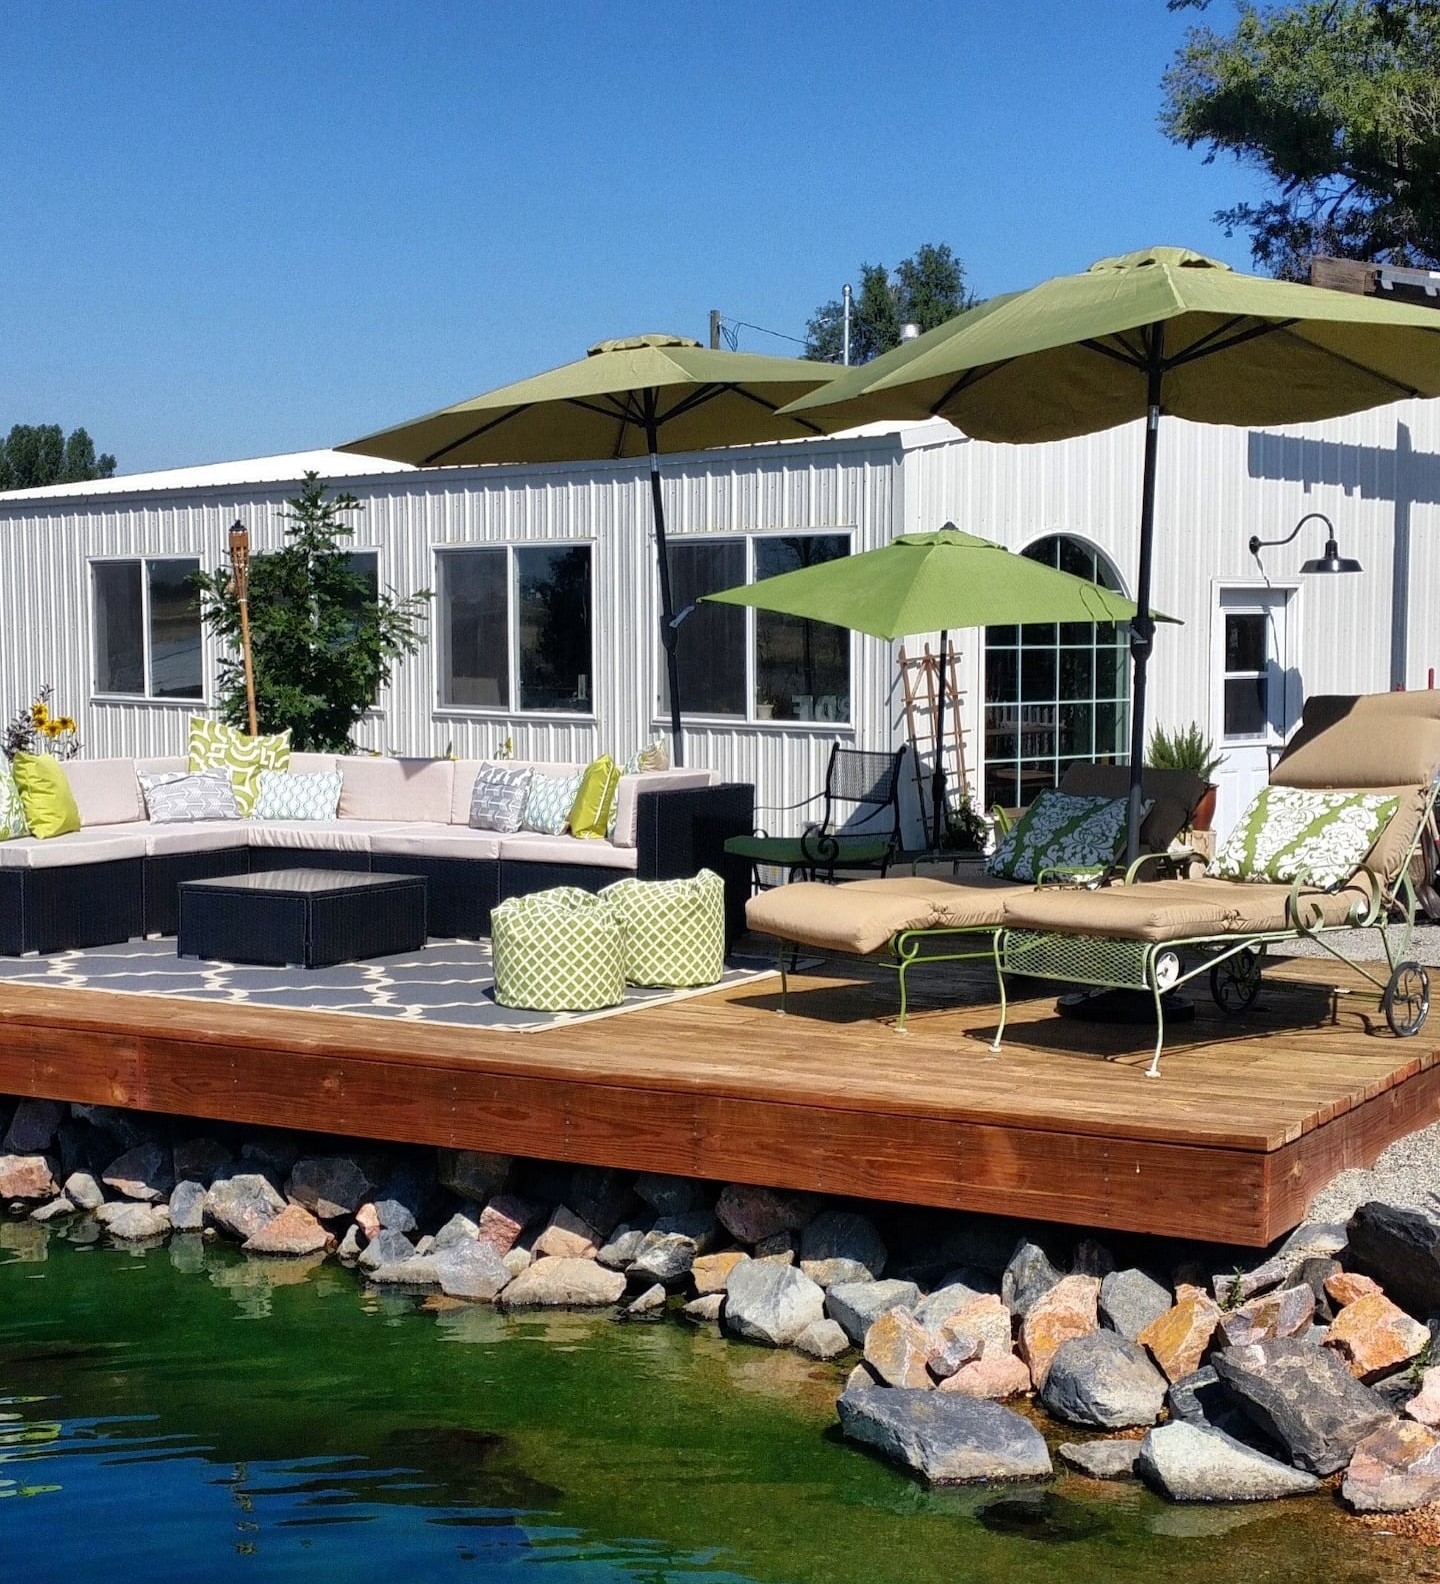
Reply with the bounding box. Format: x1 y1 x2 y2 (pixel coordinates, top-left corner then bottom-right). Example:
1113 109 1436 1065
0 938 776 1033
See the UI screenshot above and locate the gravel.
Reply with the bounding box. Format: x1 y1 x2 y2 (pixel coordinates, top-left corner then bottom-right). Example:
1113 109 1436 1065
1307 1121 1440 1224
1273 922 1440 966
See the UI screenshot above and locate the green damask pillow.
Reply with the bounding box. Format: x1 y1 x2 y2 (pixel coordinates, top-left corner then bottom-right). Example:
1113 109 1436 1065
0 763 29 840
985 789 1138 883
1208 786 1399 891
188 718 291 816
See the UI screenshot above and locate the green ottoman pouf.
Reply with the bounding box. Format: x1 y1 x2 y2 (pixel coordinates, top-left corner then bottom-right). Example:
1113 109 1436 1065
599 868 726 988
490 887 625 1011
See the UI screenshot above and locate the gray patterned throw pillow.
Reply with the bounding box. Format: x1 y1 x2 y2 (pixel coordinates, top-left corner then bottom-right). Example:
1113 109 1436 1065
139 769 242 823
469 765 534 833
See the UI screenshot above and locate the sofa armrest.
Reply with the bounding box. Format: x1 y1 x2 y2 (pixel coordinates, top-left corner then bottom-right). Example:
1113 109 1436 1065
634 781 756 945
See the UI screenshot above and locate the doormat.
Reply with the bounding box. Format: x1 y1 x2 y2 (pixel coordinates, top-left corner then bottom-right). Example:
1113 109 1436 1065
0 937 775 1034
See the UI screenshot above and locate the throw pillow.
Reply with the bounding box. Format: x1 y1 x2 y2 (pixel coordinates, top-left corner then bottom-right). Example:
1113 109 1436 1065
985 789 1136 883
469 765 533 833
0 763 28 840
139 769 242 823
624 738 669 774
188 717 292 816
10 752 81 839
1208 786 1400 891
521 770 584 836
569 755 622 840
251 769 343 822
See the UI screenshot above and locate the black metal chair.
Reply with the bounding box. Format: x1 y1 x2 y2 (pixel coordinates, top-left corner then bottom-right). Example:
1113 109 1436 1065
724 744 907 886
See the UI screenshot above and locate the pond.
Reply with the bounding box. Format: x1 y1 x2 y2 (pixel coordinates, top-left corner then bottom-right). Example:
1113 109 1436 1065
0 1225 1417 1583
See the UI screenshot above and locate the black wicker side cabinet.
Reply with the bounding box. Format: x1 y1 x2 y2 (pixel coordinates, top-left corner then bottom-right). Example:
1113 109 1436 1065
177 869 427 969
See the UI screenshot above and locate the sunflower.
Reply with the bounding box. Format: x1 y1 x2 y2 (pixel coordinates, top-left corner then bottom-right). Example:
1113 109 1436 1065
30 702 49 727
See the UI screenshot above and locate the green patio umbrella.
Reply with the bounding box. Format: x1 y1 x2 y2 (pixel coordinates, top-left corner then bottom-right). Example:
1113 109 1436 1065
338 335 843 765
706 525 1158 845
781 246 1440 857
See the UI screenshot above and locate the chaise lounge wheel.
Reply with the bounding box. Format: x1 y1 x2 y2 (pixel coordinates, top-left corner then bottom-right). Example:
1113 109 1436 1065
1210 946 1264 1016
1382 961 1431 1037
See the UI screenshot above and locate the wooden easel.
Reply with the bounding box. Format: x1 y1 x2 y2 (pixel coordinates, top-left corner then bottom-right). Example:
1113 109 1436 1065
898 639 970 848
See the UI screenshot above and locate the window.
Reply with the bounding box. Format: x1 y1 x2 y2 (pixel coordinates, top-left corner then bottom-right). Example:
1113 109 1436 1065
983 535 1129 808
437 545 594 714
1222 611 1270 738
666 532 852 723
92 558 203 700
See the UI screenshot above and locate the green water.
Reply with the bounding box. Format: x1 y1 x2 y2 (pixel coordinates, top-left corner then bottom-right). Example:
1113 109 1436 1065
0 1223 1420 1583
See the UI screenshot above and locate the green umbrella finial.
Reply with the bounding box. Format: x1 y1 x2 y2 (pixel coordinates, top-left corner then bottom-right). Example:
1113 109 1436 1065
1087 245 1232 274
588 334 704 356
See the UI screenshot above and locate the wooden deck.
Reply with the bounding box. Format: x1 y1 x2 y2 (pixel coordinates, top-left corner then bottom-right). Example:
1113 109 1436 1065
0 953 1435 1247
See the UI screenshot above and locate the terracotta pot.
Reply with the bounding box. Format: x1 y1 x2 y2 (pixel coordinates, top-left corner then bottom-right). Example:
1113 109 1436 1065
1191 783 1218 832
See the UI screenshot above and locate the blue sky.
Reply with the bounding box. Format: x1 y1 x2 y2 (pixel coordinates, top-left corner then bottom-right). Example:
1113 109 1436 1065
2 2 1268 474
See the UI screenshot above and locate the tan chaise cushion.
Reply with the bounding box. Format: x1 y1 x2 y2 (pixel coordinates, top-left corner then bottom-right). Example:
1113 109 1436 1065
746 874 1017 957
1058 763 1205 853
1272 696 1440 790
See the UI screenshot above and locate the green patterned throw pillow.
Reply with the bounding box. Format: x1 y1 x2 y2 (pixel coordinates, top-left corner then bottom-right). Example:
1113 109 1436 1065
0 763 30 840
251 769 343 821
985 789 1138 883
521 770 584 836
188 718 291 816
1208 786 1399 891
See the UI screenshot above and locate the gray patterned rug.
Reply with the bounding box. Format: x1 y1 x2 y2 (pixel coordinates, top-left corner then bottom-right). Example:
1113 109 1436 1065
0 938 775 1033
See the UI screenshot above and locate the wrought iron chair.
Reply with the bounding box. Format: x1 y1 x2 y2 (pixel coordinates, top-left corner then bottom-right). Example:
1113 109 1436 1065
724 744 907 887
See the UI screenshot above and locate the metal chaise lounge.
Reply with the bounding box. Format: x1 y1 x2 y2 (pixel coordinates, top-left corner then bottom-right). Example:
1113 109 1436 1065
990 691 1440 1077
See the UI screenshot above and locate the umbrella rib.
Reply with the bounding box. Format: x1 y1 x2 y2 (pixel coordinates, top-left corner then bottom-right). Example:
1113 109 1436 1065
420 405 533 464
1254 324 1434 398
1163 318 1291 370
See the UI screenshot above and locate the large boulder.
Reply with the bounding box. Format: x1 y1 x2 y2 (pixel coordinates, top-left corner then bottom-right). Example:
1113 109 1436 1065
936 1352 1033 1401
1099 1268 1172 1341
629 1231 698 1287
864 1309 940 1389
826 1279 920 1346
1215 1284 1315 1349
499 1256 626 1309
285 1157 371 1220
795 1319 850 1361
434 1239 511 1301
1342 1420 1440 1513
172 1136 233 1187
1018 1274 1099 1389
1138 1293 1221 1383
723 1260 825 1346
1001 1238 1063 1319
205 1173 287 1241
358 1228 417 1272
1210 1337 1396 1475
836 1385 1051 1484
715 1184 816 1245
476 1194 543 1254
244 1204 331 1256
437 1149 512 1204
1325 1292 1431 1382
168 1180 207 1233
690 1251 748 1295
96 1201 171 1241
1345 1201 1440 1318
1166 1365 1265 1444
2 1099 63 1154
1040 1331 1168 1429
0 1155 59 1201
1057 1440 1141 1480
532 1207 601 1260
913 1280 990 1331
101 1142 173 1203
1136 1422 1320 1502
634 1173 708 1217
799 1210 887 1286
565 1166 638 1239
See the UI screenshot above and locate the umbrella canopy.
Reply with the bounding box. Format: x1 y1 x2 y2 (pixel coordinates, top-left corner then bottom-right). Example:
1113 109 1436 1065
706 526 1159 843
339 334 845 763
782 246 1440 854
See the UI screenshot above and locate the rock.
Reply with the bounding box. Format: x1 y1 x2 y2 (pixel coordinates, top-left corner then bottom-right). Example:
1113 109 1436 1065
597 1225 648 1269
168 1180 207 1233
500 1256 627 1309
368 1197 418 1235
754 1230 799 1263
2 1098 63 1154
1406 1368 1440 1427
239 1132 303 1177
943 1294 1014 1360
796 1318 851 1360
98 1201 172 1241
476 1194 542 1254
367 1255 442 1287
1213 1254 1293 1309
1002 1238 1064 1318
690 1251 748 1295
1211 1337 1396 1475
0 1155 59 1201
912 1281 987 1331
62 1170 105 1211
565 1166 637 1239
683 1293 726 1324
205 1173 287 1242
1072 1237 1115 1278
1324 1291 1430 1381
30 1196 76 1223
434 1239 511 1301
799 1210 887 1287
723 1260 826 1347
927 1328 981 1381
864 1308 940 1389
502 1247 531 1278
1345 1202 1440 1319
1216 1284 1315 1349
836 1385 1052 1483
172 1136 233 1186
1099 1268 1172 1341
1136 1421 1320 1502
825 1279 920 1346
1282 1220 1349 1261
71 1104 148 1149
1326 1271 1382 1307
244 1204 331 1256
715 1184 815 1245
626 1283 667 1317
936 1352 1032 1401
358 1228 418 1272
437 1149 512 1204
355 1203 382 1241
101 1142 173 1203
533 1206 601 1260
1166 1366 1261 1442
432 1212 480 1250
1058 1440 1141 1480
1040 1331 1168 1429
633 1173 706 1216
653 1209 720 1253
283 1157 371 1219
336 1224 364 1262
1019 1273 1100 1389
1343 1420 1440 1512
629 1231 697 1286
1291 1256 1343 1320
1138 1293 1222 1383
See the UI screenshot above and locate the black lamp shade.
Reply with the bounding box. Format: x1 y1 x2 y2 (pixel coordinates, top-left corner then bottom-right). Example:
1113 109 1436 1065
1300 538 1363 575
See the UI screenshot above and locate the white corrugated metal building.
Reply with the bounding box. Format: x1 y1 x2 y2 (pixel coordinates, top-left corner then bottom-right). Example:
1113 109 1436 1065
1 403 1436 844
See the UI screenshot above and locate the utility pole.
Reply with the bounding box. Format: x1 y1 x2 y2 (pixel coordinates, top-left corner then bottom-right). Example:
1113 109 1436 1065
842 283 852 366
709 309 722 350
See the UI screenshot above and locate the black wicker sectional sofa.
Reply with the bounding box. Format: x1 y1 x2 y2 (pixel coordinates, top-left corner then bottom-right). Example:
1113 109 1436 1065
0 752 754 956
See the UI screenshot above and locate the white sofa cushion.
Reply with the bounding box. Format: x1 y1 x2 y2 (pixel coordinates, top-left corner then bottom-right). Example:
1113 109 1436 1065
0 827 148 869
289 752 338 775
370 826 504 862
498 831 638 871
63 758 145 827
611 769 718 848
448 759 589 824
246 819 414 853
338 756 455 824
142 820 253 857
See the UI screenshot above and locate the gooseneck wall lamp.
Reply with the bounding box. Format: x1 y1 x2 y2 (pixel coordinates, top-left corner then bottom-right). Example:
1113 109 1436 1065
1248 511 1363 575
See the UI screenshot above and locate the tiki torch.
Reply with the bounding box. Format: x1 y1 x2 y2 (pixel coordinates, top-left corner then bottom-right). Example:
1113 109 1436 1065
228 521 259 737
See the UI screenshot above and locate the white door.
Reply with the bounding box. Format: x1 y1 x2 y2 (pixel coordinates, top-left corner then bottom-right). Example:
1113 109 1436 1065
1212 588 1298 840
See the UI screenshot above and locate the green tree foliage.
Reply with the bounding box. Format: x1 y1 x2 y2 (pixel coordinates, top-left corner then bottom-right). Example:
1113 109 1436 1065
0 424 117 491
1161 1 1440 276
194 474 431 753
804 243 976 363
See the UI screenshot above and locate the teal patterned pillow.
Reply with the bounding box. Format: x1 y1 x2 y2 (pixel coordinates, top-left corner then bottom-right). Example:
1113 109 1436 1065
251 770 343 821
1208 786 1399 891
0 764 29 840
985 789 1138 883
521 770 584 836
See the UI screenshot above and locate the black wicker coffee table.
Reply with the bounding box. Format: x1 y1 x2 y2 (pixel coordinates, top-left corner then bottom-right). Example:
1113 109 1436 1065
177 869 427 969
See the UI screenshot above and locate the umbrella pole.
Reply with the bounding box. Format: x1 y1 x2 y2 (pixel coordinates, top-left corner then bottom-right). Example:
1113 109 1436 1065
932 630 948 848
1124 339 1164 864
645 416 685 767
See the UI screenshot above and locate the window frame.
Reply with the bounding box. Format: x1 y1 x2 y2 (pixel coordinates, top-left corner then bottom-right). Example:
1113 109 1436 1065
88 554 206 705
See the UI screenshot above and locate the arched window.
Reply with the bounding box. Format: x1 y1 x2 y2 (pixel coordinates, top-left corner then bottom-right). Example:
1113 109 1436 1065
983 534 1130 808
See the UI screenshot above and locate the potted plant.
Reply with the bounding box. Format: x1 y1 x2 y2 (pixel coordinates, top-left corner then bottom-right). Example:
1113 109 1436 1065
942 795 991 854
1145 722 1226 831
